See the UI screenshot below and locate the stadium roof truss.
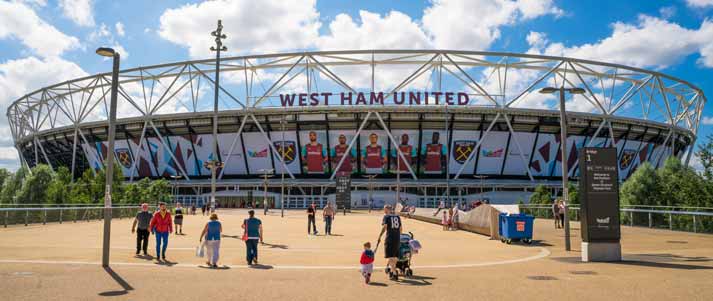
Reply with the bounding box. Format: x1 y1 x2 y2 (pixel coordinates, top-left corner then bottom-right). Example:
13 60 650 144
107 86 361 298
6 50 706 182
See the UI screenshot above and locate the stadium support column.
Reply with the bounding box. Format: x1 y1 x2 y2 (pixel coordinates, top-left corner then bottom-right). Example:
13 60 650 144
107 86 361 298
95 47 120 267
210 20 227 212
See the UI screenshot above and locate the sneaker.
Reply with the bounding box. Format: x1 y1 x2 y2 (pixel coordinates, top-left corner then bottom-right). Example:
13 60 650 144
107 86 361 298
143 251 148 256
365 274 371 284
389 272 398 281
135 250 140 255
212 264 218 268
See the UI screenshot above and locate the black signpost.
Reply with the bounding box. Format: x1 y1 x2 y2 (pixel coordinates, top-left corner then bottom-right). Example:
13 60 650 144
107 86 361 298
336 176 351 215
579 147 621 261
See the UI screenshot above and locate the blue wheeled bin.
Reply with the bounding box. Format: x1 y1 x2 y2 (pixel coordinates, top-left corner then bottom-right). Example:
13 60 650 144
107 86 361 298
498 213 535 244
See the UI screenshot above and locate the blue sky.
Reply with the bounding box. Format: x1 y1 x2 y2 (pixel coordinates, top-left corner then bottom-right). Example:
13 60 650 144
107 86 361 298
0 0 712 171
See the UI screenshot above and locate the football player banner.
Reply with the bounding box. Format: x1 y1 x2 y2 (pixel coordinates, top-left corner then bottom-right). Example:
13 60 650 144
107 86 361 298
360 131 387 174
330 131 357 176
421 130 447 174
300 130 327 174
390 131 417 173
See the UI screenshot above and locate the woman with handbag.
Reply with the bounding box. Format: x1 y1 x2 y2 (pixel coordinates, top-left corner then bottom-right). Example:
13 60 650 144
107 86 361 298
200 213 222 268
241 210 263 265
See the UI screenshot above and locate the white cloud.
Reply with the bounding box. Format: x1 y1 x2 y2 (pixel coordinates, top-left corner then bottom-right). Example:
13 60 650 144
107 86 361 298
88 23 111 42
111 44 129 59
0 56 87 108
318 10 430 50
0 1 80 58
659 6 677 19
158 0 321 58
422 0 561 50
59 0 95 27
19 0 47 7
0 56 87 170
686 0 713 8
533 15 713 69
702 116 713 125
115 22 125 37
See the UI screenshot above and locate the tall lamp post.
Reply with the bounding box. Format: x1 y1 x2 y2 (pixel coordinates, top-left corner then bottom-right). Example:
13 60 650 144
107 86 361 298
96 47 120 268
539 86 585 252
258 169 274 215
170 174 181 204
362 174 377 212
209 20 227 212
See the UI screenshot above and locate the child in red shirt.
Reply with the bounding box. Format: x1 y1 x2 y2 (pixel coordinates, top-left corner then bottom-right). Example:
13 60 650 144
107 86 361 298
360 242 375 284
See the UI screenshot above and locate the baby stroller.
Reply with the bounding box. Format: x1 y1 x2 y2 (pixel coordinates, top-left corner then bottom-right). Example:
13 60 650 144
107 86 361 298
389 232 421 277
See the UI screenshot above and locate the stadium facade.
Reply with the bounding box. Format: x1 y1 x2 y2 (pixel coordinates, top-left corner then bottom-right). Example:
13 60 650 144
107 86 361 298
6 51 706 207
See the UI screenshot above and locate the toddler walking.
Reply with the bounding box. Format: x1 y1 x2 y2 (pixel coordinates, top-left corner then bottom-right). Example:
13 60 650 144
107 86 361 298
360 242 375 284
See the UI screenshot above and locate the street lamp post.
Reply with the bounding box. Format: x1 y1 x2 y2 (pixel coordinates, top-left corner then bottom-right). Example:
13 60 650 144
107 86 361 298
258 169 274 215
170 174 181 204
280 117 286 218
362 174 376 212
209 20 227 213
539 86 585 252
96 47 120 268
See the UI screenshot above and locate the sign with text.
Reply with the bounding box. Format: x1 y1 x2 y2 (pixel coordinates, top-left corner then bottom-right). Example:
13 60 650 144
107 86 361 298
579 147 620 243
279 92 471 107
335 176 351 210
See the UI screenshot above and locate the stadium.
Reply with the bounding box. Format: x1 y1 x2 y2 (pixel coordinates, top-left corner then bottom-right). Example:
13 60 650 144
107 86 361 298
6 50 706 208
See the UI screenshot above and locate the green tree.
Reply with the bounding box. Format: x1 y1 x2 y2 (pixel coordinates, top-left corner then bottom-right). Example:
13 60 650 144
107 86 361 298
620 162 659 207
147 179 171 204
567 182 579 205
529 184 552 205
696 134 713 181
0 167 28 204
16 164 54 204
0 168 10 193
47 167 72 204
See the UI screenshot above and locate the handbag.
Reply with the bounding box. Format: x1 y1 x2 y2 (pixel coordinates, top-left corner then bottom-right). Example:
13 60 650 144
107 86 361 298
241 220 248 241
196 241 206 258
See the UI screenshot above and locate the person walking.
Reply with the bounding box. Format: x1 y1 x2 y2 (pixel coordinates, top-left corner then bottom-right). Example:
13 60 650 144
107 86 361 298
307 202 318 235
201 203 207 216
242 210 263 265
558 199 566 230
131 203 152 256
378 205 402 281
174 202 184 235
552 199 561 229
323 202 335 235
149 202 172 261
200 213 222 268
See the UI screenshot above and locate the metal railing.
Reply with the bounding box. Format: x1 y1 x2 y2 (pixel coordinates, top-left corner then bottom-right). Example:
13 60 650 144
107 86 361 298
519 204 713 234
0 206 145 227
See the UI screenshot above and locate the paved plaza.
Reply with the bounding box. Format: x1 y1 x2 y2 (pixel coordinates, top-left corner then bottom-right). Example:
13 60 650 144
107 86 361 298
0 209 712 300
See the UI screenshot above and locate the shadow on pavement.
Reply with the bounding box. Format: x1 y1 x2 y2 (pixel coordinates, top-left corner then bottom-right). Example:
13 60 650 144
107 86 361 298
135 254 154 260
262 242 288 249
198 265 231 270
98 266 133 297
368 282 387 287
155 260 177 267
250 264 274 270
614 260 713 270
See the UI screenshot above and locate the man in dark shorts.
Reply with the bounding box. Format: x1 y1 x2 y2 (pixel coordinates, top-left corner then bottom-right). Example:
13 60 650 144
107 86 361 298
131 203 152 256
379 205 402 280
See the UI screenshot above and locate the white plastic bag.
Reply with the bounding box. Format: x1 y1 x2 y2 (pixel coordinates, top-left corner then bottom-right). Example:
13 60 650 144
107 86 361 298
196 241 205 258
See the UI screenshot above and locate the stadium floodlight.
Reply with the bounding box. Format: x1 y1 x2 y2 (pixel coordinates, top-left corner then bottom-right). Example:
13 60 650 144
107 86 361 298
539 86 587 252
209 20 227 213
96 47 120 267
